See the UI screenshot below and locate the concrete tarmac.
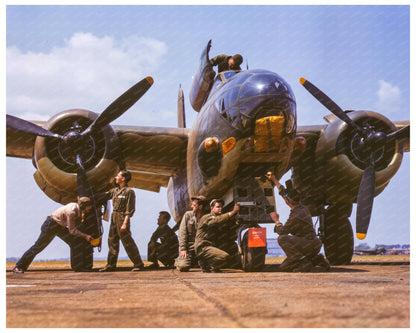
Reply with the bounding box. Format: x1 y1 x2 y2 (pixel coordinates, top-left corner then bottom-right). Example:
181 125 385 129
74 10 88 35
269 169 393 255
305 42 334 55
6 256 410 328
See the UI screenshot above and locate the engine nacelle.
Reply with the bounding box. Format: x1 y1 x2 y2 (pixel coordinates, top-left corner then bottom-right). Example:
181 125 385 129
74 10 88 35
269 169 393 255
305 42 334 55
294 111 403 207
33 109 122 204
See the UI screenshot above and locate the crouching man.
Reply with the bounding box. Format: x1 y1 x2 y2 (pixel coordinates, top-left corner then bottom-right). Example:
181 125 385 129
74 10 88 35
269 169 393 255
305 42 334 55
147 211 179 269
195 199 240 273
266 172 329 272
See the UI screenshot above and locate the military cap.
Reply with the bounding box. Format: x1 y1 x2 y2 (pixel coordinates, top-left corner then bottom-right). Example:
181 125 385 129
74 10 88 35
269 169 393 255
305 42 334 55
191 195 207 203
210 199 224 207
78 196 92 209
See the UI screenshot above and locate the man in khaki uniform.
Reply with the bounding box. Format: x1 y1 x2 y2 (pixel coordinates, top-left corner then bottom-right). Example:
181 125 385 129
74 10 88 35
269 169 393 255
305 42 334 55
177 195 207 272
195 199 240 272
147 211 179 269
210 54 243 72
99 170 145 272
266 172 329 272
12 197 94 273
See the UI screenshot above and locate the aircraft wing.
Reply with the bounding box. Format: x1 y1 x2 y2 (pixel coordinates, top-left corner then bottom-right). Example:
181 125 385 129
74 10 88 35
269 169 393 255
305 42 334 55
296 120 410 153
112 125 189 192
392 121 410 152
6 122 190 193
6 121 43 159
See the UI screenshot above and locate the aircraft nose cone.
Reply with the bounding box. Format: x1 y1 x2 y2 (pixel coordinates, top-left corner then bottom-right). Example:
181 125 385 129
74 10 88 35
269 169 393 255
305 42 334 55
237 71 296 120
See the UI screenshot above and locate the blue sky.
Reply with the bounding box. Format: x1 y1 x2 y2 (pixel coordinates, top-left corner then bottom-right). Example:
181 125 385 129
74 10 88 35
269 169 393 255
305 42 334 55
4 3 411 261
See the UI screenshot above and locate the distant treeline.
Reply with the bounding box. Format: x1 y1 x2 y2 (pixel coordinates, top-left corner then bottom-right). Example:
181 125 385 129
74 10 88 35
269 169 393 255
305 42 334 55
356 243 409 250
375 244 410 249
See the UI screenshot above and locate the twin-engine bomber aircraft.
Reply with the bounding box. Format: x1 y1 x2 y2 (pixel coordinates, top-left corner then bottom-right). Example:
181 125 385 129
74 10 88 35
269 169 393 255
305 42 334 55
6 40 410 271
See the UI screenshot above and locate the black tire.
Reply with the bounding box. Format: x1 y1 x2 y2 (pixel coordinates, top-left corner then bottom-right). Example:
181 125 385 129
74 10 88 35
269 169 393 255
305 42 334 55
323 203 354 265
240 232 266 272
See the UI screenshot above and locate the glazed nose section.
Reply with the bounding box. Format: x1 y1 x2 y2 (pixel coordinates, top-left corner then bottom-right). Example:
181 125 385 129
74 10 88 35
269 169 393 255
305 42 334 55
238 71 296 120
253 115 285 152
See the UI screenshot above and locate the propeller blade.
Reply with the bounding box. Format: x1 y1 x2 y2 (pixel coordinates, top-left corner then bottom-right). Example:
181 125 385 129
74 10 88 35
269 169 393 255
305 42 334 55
386 125 410 142
6 114 63 139
355 152 376 240
299 78 366 136
76 155 102 247
85 76 154 134
76 155 92 198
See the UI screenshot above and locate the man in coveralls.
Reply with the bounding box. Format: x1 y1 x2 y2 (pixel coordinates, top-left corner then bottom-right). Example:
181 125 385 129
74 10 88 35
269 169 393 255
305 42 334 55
195 199 240 273
266 172 330 272
176 195 207 272
147 211 179 269
99 170 145 272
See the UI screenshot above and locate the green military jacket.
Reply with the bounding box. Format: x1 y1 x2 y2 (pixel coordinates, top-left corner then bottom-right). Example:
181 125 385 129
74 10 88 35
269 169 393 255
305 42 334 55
209 54 241 73
105 186 136 219
194 213 232 253
274 203 317 240
178 211 199 251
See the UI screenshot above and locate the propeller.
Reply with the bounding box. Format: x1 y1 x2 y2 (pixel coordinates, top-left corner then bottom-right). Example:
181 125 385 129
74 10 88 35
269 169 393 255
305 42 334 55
7 76 153 143
300 77 409 239
6 76 154 245
76 155 102 247
6 114 64 139
355 152 375 239
299 78 367 136
83 76 153 135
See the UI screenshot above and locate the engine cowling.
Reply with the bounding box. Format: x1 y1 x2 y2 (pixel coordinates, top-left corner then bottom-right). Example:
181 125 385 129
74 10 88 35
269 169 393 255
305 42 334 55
33 109 122 204
294 110 403 207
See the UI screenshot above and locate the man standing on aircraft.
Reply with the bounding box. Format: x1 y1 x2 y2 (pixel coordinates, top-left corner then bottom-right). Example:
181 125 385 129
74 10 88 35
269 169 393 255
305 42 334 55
12 197 94 273
266 172 330 272
147 211 179 269
176 195 207 272
210 54 243 73
195 199 240 272
99 170 145 272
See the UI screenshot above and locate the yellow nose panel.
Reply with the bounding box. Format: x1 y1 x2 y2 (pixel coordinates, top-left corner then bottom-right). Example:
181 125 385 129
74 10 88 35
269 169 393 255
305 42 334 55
254 116 285 152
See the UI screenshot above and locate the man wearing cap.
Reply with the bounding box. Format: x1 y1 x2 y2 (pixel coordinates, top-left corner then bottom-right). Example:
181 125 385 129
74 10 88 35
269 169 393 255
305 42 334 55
266 172 329 272
177 195 207 272
210 54 243 73
99 170 145 272
195 199 240 272
147 211 179 269
12 197 94 273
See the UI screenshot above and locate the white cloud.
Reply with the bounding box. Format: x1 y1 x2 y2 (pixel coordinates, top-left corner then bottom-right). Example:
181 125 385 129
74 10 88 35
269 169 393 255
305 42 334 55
375 80 401 116
6 33 168 120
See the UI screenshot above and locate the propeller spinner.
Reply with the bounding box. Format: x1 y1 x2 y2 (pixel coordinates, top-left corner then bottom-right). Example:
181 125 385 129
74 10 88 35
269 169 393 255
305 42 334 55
300 77 409 239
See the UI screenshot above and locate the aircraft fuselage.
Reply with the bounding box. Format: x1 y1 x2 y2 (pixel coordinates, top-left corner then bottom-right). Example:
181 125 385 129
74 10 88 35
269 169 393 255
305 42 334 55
187 69 297 203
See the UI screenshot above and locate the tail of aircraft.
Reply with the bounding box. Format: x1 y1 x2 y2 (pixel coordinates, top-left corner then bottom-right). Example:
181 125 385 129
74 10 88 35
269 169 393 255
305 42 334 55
177 85 186 128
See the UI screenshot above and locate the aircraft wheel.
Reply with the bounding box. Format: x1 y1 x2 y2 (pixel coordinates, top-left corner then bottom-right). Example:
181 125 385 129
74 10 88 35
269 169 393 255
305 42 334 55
240 232 266 272
323 203 354 265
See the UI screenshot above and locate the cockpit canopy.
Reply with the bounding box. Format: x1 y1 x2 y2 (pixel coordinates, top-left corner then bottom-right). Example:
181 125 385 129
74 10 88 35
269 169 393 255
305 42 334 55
209 70 296 136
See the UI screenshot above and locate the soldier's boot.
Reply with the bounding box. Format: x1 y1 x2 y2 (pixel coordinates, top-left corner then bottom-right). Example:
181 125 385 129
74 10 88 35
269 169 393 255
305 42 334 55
292 257 314 273
279 258 297 272
165 260 175 269
309 254 330 271
146 262 160 270
199 259 211 273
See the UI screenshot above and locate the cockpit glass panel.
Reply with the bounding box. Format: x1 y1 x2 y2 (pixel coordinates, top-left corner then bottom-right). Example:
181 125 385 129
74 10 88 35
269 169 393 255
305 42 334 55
239 97 268 118
214 71 238 84
224 87 240 111
221 71 238 81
